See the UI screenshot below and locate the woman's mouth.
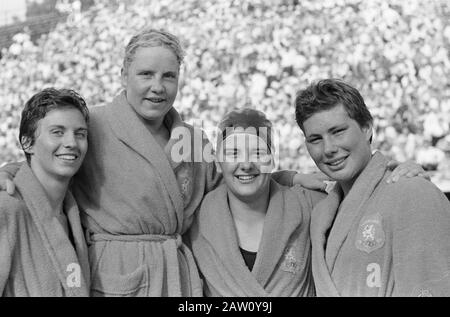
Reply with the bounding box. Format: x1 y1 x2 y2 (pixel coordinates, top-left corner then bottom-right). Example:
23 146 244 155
325 156 348 170
56 153 79 162
145 97 166 103
235 175 258 183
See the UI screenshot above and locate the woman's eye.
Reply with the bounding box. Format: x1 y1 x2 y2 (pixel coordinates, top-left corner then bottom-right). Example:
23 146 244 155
76 132 87 138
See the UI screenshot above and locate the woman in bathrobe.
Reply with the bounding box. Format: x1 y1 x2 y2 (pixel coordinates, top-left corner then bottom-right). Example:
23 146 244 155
295 79 450 296
0 88 90 296
189 108 328 297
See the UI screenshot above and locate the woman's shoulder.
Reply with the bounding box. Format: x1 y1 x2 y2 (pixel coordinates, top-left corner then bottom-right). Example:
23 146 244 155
289 184 327 204
85 105 114 144
88 104 108 117
384 176 444 200
379 176 450 224
201 183 227 205
88 105 109 125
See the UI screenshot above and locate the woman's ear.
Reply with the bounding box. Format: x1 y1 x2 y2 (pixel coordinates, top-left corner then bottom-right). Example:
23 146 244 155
214 158 222 174
21 136 34 156
120 67 127 88
214 146 224 174
269 155 276 173
363 122 373 143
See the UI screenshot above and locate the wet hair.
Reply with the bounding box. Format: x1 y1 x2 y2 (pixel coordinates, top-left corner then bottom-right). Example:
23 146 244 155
217 108 274 154
19 88 89 162
295 79 373 131
123 28 185 73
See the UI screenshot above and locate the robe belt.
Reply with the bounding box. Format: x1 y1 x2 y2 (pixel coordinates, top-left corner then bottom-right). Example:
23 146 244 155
87 232 185 296
87 233 183 247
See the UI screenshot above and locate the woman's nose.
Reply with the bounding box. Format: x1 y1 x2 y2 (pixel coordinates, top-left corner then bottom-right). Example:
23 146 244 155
239 160 255 171
323 138 338 156
63 133 77 148
150 77 164 93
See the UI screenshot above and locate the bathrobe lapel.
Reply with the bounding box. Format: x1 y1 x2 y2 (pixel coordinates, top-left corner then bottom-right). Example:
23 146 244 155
105 91 184 224
252 180 303 287
311 152 388 296
324 152 388 271
195 181 303 296
14 164 89 296
204 184 268 295
64 192 90 291
310 186 343 296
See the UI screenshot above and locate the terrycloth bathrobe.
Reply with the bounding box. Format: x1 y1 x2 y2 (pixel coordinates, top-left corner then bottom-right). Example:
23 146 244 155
73 91 223 297
311 151 450 297
0 164 90 297
190 180 325 297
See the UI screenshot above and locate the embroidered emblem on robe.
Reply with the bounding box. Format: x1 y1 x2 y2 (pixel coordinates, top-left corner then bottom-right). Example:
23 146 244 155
282 245 300 274
356 213 385 254
417 289 433 297
176 165 193 206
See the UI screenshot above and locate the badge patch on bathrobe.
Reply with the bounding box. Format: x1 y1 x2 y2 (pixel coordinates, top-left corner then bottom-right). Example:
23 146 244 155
175 165 193 207
281 245 300 274
356 213 385 254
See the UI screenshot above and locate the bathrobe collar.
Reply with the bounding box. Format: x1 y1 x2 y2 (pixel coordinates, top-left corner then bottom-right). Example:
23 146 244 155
311 151 388 295
106 91 185 222
14 163 90 296
198 180 303 294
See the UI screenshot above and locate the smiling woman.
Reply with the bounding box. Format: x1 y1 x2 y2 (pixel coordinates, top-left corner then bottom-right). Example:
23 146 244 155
19 89 89 190
0 88 90 296
295 79 450 296
120 46 179 132
302 104 373 196
24 108 88 182
52 28 228 297
217 133 273 204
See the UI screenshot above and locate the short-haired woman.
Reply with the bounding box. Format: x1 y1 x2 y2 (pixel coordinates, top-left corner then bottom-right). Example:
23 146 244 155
0 88 90 296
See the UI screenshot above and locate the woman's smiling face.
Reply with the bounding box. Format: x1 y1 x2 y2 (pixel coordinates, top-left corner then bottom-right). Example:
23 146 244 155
303 103 373 191
27 107 88 183
121 46 179 126
217 133 273 203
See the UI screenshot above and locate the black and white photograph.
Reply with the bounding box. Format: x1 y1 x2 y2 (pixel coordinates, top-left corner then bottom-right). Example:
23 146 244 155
0 0 449 302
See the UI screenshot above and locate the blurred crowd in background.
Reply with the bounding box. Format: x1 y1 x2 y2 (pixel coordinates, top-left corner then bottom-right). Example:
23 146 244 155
0 0 449 189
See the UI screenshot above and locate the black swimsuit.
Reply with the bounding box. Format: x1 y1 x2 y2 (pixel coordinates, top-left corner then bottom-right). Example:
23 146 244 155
239 247 257 271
